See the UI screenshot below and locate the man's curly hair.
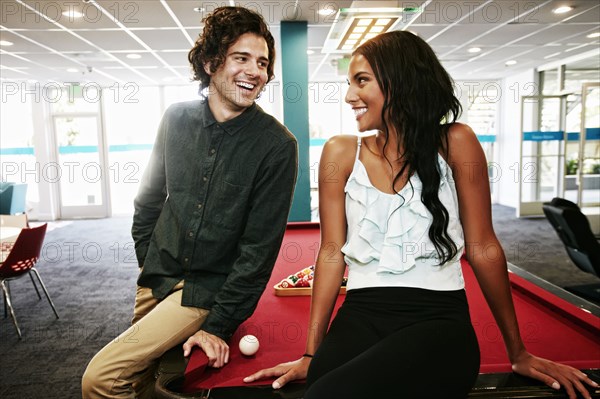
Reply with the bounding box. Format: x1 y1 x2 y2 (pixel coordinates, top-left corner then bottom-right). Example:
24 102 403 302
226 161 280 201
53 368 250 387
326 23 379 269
188 7 276 93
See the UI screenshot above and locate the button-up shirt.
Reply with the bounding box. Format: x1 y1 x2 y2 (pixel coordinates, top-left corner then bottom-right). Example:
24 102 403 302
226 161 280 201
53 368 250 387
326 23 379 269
132 100 298 340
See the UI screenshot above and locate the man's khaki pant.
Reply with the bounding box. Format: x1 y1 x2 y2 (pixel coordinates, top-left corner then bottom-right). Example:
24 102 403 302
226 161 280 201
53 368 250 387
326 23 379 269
81 281 209 398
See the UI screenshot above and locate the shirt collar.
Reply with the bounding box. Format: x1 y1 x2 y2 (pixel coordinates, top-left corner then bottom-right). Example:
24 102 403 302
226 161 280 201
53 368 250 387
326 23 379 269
200 100 258 135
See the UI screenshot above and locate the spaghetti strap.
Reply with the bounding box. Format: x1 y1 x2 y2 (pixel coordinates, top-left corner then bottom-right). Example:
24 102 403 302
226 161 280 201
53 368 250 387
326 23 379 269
355 136 362 162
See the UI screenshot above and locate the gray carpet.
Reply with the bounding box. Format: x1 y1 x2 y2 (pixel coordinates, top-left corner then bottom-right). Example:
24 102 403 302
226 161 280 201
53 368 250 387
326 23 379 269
0 205 597 398
0 216 137 399
491 205 599 287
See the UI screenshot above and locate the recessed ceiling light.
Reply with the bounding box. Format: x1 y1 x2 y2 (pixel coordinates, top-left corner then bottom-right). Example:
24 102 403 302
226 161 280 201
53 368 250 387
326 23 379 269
62 10 84 18
126 53 142 59
318 9 336 16
67 68 79 73
505 60 517 66
0 40 13 46
336 17 399 51
306 49 315 55
468 47 481 53
587 32 600 38
552 6 573 14
193 7 204 13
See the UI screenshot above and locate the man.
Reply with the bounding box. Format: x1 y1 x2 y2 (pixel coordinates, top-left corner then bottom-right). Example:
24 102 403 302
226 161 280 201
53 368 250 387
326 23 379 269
82 7 298 398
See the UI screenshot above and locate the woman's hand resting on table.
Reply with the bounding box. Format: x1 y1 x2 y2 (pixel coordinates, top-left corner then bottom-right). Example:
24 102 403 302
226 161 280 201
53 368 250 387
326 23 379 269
511 352 598 399
243 356 312 389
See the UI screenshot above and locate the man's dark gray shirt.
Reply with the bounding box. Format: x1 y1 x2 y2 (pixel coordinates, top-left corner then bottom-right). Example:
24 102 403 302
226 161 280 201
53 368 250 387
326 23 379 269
132 99 298 340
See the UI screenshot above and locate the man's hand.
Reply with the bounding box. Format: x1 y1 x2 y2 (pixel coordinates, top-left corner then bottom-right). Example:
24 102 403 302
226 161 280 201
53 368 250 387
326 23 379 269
182 330 230 368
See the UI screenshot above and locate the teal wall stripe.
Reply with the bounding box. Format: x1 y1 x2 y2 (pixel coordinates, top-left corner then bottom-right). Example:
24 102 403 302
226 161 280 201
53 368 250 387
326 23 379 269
281 21 311 222
109 144 154 151
0 147 35 155
476 134 496 143
523 128 600 141
0 144 155 156
59 145 98 154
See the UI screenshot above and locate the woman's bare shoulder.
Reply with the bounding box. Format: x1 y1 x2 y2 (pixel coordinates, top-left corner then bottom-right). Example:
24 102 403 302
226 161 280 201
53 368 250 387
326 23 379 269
320 135 359 179
446 123 480 162
322 135 359 161
324 134 359 151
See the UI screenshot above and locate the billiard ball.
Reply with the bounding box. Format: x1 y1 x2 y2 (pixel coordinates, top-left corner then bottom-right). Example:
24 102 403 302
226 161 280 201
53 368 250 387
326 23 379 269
239 334 260 356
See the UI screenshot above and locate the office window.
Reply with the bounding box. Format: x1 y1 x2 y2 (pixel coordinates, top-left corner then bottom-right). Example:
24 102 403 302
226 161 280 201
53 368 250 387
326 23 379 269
164 84 202 109
308 81 360 219
0 92 39 205
48 84 100 114
103 86 161 215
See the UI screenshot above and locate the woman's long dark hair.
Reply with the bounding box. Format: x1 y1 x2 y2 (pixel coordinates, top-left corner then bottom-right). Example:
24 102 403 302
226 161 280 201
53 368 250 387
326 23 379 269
354 31 461 265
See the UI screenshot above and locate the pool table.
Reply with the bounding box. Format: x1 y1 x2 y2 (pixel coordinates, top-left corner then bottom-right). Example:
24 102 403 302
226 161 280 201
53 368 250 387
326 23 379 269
155 222 600 398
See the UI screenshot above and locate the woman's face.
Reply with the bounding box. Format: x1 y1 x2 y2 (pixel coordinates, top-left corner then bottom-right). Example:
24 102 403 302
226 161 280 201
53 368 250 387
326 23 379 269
345 54 385 132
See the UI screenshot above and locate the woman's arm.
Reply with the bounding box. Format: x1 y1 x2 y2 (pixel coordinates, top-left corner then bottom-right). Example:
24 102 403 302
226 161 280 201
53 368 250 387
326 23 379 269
244 135 355 389
305 135 352 358
448 123 597 399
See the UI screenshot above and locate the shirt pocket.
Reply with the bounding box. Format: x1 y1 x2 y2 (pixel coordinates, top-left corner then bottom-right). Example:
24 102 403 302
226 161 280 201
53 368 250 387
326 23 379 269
206 180 252 232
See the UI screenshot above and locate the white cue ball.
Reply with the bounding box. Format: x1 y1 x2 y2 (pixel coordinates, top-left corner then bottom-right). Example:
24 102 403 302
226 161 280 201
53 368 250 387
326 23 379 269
239 334 260 356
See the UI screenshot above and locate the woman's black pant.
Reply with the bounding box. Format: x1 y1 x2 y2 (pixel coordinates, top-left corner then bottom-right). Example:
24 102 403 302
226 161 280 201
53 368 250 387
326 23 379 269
305 287 480 399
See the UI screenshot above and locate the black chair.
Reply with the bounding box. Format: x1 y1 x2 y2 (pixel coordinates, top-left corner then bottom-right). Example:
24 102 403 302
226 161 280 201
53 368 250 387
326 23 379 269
542 197 600 303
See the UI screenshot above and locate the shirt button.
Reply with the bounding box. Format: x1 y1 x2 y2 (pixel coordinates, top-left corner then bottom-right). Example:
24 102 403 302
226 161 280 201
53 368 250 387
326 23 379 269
197 203 203 209
210 149 216 154
184 257 189 263
203 176 208 182
188 231 194 237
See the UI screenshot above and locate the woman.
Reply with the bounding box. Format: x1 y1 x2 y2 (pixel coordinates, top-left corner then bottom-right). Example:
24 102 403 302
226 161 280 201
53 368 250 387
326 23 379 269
244 31 597 398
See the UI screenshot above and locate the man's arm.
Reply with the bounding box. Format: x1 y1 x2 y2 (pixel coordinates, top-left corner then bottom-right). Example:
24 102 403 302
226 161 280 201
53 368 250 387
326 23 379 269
182 137 298 367
202 138 298 338
131 112 168 266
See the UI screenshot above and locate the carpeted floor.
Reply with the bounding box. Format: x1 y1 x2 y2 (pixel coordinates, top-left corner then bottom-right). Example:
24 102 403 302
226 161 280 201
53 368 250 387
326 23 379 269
491 205 599 287
0 216 137 399
0 205 597 398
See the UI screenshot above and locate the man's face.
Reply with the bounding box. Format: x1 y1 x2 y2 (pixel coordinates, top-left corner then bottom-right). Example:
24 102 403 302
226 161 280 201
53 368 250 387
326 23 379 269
205 32 270 122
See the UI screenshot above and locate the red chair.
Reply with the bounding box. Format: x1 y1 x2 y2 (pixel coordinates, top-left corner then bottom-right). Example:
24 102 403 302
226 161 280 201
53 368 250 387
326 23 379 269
0 214 43 301
0 223 59 338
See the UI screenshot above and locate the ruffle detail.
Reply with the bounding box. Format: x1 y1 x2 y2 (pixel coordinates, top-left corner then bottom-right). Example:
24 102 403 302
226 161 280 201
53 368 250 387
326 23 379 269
343 161 441 275
437 155 453 188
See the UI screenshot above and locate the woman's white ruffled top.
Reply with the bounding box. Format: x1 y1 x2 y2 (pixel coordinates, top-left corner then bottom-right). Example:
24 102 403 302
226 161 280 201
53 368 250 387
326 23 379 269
342 137 465 291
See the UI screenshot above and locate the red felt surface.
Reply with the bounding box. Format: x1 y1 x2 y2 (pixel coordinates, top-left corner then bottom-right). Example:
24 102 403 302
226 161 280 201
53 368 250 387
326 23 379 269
184 223 600 391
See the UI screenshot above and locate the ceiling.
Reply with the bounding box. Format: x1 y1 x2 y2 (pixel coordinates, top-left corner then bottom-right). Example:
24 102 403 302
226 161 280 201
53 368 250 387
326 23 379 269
0 0 599 86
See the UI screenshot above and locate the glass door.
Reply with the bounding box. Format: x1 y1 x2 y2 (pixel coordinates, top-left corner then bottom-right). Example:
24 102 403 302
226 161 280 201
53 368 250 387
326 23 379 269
518 95 568 217
577 83 600 208
52 115 109 218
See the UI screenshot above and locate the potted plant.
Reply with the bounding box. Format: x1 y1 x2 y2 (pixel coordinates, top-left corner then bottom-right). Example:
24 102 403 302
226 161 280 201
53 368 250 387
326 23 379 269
566 158 578 175
565 159 578 190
